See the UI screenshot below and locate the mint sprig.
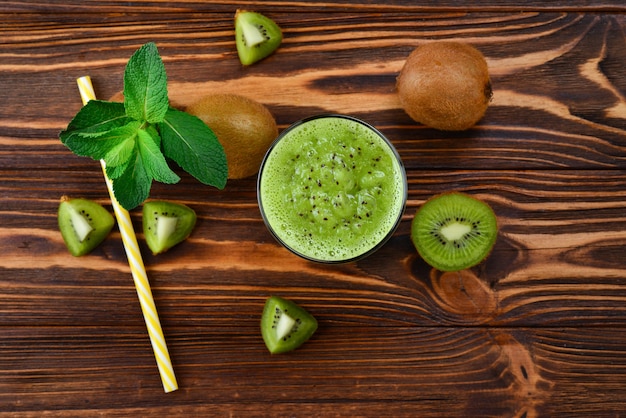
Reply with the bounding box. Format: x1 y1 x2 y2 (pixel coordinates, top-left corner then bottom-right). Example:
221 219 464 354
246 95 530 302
60 42 228 210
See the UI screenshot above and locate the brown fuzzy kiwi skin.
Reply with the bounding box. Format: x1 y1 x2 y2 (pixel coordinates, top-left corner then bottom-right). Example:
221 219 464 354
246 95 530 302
396 42 492 131
186 94 278 179
109 91 125 102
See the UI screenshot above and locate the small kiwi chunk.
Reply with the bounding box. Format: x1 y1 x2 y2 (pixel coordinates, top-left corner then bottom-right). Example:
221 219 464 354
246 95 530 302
235 9 282 66
142 200 196 255
186 94 278 179
411 192 497 271
260 296 318 354
58 196 115 256
396 41 492 131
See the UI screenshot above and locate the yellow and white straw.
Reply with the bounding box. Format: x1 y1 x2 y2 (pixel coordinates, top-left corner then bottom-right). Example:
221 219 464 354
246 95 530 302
76 75 178 393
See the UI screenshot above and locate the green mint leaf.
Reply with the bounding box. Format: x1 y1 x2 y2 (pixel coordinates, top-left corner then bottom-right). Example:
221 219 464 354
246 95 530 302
158 107 228 189
143 123 161 147
105 157 132 180
60 43 226 211
111 151 152 210
59 100 130 156
62 116 138 169
123 42 169 123
137 127 180 184
101 122 141 167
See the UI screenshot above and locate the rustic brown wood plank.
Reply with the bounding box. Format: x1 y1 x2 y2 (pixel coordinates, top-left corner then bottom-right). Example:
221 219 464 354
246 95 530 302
2 13 625 170
2 169 625 329
2 1 626 13
1 326 626 416
1 2 626 417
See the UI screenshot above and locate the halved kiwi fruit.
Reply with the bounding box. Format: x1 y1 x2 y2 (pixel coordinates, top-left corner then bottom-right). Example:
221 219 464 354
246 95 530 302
58 196 115 256
142 200 196 255
235 10 283 66
411 192 497 271
186 93 278 179
396 41 492 131
260 296 318 354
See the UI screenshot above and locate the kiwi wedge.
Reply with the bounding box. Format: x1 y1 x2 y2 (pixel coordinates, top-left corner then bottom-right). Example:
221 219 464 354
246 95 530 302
411 192 497 271
186 94 278 179
261 296 318 354
396 41 492 131
235 10 282 66
58 196 115 256
142 200 196 255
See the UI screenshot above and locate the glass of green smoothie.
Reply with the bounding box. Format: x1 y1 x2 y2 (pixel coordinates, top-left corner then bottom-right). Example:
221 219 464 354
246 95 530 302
257 114 407 263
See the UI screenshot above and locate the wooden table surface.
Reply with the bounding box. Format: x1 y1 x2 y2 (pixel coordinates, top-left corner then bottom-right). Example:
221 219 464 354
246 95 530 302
2 1 626 416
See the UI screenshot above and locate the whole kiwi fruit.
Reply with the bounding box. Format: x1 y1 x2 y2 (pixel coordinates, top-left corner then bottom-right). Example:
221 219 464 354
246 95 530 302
396 41 492 131
186 93 278 179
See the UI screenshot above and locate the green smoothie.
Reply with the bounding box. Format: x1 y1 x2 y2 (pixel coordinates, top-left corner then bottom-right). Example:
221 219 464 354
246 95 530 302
258 115 407 262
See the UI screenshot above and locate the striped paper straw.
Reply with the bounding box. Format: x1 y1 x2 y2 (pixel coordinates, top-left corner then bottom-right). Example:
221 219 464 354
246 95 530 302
76 75 178 393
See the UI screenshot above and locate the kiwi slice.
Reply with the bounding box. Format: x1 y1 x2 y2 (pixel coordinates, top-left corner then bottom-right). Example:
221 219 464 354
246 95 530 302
411 192 497 271
260 296 318 354
142 200 196 255
58 196 115 256
235 10 282 66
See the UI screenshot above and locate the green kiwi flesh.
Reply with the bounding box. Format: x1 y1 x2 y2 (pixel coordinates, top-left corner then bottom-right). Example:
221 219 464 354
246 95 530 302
261 296 318 354
235 10 282 66
58 196 115 256
142 201 196 255
411 192 497 271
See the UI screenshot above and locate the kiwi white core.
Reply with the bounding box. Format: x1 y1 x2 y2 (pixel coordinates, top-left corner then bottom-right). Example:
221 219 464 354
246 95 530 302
242 23 265 47
68 205 94 242
156 215 178 244
275 312 296 340
441 222 471 241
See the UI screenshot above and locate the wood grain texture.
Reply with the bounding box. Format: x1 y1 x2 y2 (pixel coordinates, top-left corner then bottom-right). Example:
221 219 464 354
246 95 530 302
2 1 626 13
1 2 626 417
